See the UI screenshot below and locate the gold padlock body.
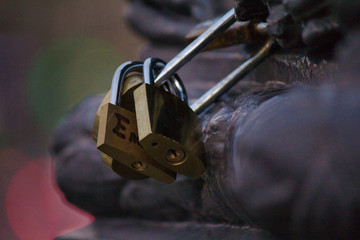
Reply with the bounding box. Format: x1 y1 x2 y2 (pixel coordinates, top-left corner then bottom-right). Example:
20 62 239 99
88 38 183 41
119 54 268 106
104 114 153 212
93 74 175 182
133 83 206 178
97 103 176 183
93 82 148 180
93 74 176 183
93 90 111 142
101 153 148 179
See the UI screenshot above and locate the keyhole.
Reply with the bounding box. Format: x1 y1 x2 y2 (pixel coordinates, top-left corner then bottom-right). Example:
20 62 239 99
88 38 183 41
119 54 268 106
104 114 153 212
165 149 185 163
131 161 148 170
169 149 177 158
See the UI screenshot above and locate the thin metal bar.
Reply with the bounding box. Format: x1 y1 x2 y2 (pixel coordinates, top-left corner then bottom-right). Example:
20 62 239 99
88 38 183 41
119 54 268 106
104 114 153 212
110 61 143 106
191 38 275 115
154 8 236 85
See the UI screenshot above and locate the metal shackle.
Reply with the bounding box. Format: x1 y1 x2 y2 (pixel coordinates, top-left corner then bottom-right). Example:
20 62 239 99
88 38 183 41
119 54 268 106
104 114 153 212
143 57 188 104
110 61 144 107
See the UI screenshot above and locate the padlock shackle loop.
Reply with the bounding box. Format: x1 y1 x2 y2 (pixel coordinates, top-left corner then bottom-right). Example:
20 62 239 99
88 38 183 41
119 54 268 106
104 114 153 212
144 57 188 104
110 61 143 106
143 57 164 85
170 75 188 104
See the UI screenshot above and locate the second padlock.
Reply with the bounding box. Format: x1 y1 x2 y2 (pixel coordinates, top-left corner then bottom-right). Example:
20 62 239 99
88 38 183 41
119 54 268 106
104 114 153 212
133 58 206 178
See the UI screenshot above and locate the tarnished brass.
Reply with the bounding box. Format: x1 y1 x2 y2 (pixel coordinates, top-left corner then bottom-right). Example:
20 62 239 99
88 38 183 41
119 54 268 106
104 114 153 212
93 74 144 141
94 74 176 183
93 90 111 142
101 153 148 180
93 78 148 180
133 83 206 178
186 20 269 51
97 102 176 183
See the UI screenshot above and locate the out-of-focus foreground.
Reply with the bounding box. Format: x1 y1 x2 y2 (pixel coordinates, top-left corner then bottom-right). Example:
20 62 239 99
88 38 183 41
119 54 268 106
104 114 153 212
0 1 144 239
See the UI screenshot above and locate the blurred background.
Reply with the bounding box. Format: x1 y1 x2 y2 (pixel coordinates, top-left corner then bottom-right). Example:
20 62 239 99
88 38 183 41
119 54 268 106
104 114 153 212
0 1 145 239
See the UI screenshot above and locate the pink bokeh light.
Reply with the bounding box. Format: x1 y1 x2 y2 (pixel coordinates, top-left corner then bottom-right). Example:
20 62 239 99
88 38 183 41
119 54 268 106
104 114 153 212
5 153 94 240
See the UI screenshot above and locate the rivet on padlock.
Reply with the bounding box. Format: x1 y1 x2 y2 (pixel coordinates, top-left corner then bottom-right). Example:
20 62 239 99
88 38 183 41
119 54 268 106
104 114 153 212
96 61 177 183
133 57 206 178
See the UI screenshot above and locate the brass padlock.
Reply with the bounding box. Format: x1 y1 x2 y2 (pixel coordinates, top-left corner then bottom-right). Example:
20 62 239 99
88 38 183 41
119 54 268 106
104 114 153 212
93 90 148 180
96 62 176 183
133 36 274 180
133 58 206 178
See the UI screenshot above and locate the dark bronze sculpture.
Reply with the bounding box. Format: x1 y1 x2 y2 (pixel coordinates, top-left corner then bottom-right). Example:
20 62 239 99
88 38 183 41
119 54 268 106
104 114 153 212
53 1 360 239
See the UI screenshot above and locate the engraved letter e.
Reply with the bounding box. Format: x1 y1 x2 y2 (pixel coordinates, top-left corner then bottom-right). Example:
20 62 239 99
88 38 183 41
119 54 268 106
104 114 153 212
112 113 130 139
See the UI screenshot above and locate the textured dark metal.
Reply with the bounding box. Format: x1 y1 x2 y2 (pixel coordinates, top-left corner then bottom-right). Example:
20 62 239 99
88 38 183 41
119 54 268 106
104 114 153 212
282 0 329 21
234 0 269 21
223 85 360 240
126 0 233 45
233 0 358 57
333 0 360 30
57 219 273 240
186 20 269 51
52 46 359 240
267 4 303 49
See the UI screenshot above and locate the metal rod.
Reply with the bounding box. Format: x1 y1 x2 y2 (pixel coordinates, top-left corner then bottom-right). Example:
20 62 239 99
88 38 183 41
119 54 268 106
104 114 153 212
191 38 275 115
154 8 236 85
